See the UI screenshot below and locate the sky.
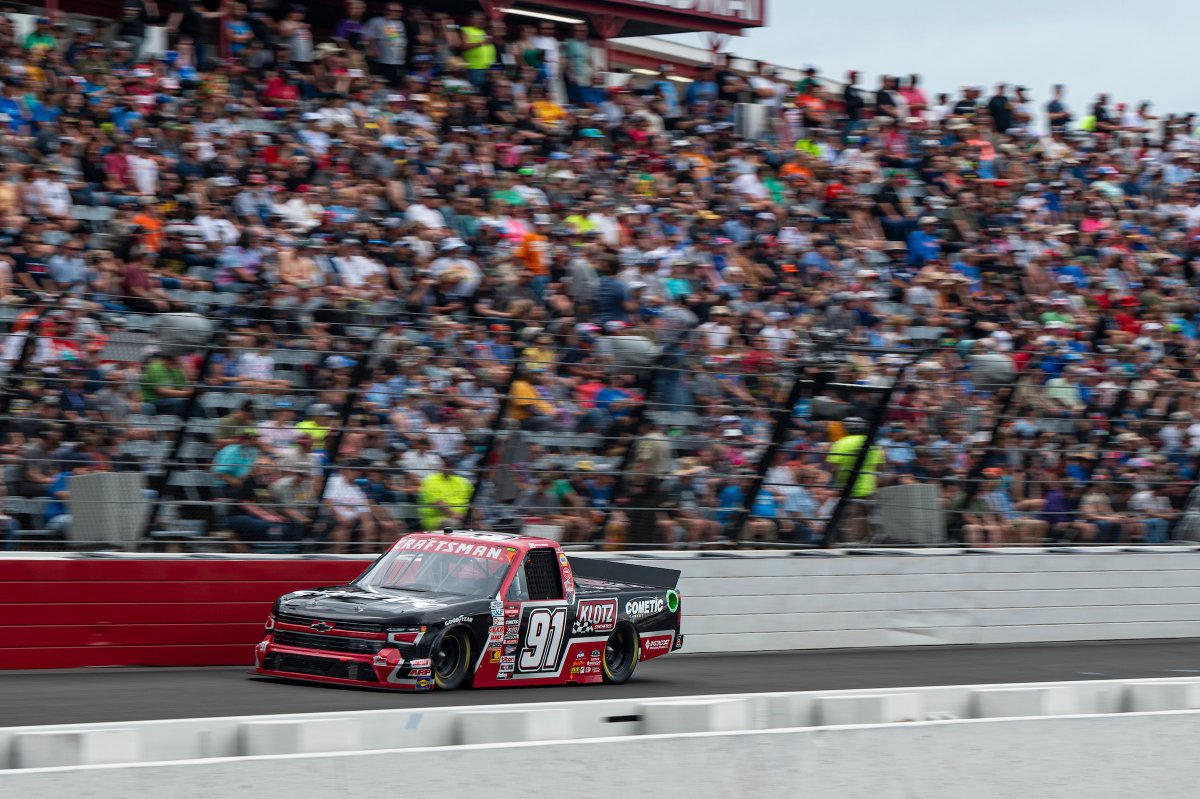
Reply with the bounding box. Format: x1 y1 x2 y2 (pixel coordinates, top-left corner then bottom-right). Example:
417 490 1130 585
664 0 1198 116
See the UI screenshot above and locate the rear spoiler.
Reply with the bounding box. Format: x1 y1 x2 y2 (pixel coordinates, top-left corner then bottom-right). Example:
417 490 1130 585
567 556 680 590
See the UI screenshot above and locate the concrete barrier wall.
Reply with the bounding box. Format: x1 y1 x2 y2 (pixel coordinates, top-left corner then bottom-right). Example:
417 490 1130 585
654 549 1200 652
6 548 1200 667
2 711 1198 799
3 677 1198 769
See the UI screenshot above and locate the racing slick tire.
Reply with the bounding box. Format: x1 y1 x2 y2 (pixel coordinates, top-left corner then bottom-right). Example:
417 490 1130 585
601 622 639 685
432 627 473 691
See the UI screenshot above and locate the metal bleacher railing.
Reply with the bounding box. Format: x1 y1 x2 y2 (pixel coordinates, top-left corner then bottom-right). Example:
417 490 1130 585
1 293 1198 554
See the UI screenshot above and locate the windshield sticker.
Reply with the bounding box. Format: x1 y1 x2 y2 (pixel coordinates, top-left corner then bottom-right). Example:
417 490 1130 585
397 537 509 561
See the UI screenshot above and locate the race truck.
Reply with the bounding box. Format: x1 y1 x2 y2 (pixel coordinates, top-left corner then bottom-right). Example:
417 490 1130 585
254 530 683 690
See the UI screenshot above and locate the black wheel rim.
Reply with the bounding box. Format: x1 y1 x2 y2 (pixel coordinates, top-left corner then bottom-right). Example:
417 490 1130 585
605 629 631 673
435 636 461 678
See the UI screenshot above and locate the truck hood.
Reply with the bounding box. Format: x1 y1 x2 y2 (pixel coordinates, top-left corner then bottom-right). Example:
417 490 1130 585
277 584 487 625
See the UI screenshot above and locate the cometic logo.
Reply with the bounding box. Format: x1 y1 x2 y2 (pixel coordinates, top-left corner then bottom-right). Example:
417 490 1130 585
625 596 665 618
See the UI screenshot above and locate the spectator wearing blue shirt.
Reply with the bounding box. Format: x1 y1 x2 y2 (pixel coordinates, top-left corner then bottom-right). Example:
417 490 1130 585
907 216 942 265
212 429 261 499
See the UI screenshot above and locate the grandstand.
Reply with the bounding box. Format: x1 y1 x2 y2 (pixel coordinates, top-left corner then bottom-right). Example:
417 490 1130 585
0 2 1194 555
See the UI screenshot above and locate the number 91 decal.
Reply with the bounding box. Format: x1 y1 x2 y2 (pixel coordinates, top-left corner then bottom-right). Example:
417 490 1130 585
518 607 567 673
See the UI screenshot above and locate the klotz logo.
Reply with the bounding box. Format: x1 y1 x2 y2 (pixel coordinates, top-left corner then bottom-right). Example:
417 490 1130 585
625 596 665 618
573 598 618 634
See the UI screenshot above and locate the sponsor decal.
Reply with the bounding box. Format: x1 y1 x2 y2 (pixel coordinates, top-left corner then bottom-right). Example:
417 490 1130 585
500 656 515 666
625 596 665 619
590 650 601 659
416 679 431 688
497 672 509 679
488 632 504 645
573 598 618 635
666 590 680 613
504 645 517 655
570 666 581 675
641 636 673 655
506 618 521 627
410 668 431 677
408 658 432 668
490 650 501 664
397 537 510 562
490 600 504 614
444 615 473 626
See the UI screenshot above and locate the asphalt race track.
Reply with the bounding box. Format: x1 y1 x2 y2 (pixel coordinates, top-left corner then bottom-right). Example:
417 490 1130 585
3 640 1197 727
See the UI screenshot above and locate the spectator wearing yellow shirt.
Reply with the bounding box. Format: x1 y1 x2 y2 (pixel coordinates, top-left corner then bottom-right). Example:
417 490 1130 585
295 403 335 451
507 367 555 431
523 333 557 373
459 11 496 89
418 462 473 530
530 85 569 135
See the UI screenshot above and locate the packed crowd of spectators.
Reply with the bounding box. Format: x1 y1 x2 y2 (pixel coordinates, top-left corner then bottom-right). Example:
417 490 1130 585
1 2 1200 552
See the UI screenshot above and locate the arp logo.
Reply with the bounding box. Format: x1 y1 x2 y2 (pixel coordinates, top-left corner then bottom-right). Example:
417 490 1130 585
575 599 617 633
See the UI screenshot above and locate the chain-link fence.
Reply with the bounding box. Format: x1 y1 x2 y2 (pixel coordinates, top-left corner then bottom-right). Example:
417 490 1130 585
2 295 1198 553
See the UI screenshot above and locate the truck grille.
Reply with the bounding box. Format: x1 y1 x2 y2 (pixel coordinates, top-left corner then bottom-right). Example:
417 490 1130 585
273 630 385 654
264 653 379 682
276 614 387 634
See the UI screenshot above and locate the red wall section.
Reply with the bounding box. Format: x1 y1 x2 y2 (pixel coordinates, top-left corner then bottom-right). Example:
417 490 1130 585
0 559 370 669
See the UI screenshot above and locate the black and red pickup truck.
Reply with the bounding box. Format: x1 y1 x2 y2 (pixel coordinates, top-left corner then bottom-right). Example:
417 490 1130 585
254 530 683 690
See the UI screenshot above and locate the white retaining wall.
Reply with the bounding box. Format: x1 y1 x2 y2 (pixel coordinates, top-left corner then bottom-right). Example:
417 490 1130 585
606 549 1200 652
3 711 1199 799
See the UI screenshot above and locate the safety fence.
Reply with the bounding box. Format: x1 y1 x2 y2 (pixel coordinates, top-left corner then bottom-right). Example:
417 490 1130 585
1 298 1198 553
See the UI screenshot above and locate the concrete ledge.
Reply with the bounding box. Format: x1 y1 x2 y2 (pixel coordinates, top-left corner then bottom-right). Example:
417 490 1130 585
814 693 922 726
970 687 1077 718
640 697 753 735
1124 680 1200 713
5 713 1200 799
12 729 138 769
5 677 1200 769
455 709 572 745
238 719 359 757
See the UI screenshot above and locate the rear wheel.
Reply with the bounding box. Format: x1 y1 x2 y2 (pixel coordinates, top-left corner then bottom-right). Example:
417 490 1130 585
602 623 639 685
433 628 472 690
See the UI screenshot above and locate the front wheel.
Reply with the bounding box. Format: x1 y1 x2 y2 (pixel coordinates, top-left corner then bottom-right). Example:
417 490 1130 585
432 628 472 690
602 623 639 685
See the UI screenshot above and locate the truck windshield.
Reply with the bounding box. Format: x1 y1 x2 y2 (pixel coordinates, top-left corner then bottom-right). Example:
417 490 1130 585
358 546 512 597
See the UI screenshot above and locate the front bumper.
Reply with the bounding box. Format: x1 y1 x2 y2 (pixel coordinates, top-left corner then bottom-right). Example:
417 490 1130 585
254 637 435 691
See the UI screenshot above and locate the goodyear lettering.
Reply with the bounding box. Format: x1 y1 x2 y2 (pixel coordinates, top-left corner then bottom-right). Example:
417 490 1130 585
625 596 665 618
445 615 473 626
